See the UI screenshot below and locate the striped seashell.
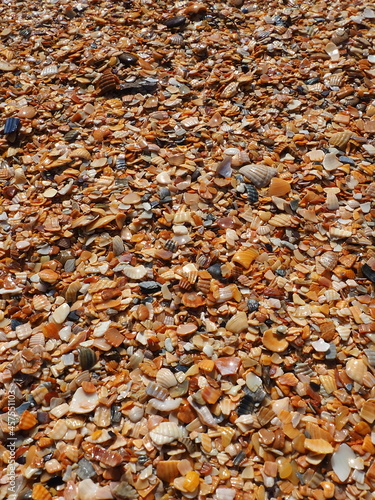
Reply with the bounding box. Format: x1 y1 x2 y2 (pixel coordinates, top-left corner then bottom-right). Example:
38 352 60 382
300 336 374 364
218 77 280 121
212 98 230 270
65 281 82 303
181 263 198 284
146 381 169 400
232 248 258 269
181 116 199 128
268 213 293 227
0 166 15 179
256 225 271 235
29 332 45 349
324 289 340 301
78 347 97 370
319 251 338 270
149 421 186 445
329 227 352 238
213 283 241 303
365 349 375 367
319 374 337 394
220 81 239 99
336 325 351 341
112 235 124 256
295 362 315 377
188 396 218 427
88 279 117 294
170 34 184 45
239 164 277 188
156 368 178 388
308 83 325 93
96 70 120 95
69 148 91 160
156 460 181 482
174 206 192 224
226 311 248 333
64 445 80 463
329 131 352 149
123 265 148 280
14 168 27 184
40 64 58 77
149 397 182 412
47 419 68 440
326 73 344 87
365 182 375 198
32 484 52 500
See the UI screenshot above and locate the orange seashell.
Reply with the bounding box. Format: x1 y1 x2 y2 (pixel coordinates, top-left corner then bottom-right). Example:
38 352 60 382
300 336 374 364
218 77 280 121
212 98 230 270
41 322 61 340
201 385 222 404
104 327 125 347
329 130 352 149
81 381 97 394
19 410 38 430
96 70 120 95
198 359 215 372
267 177 291 197
69 147 91 160
183 470 200 492
304 438 334 455
277 373 298 387
263 329 288 352
38 269 59 284
232 248 258 269
156 460 181 483
181 292 205 308
32 484 52 500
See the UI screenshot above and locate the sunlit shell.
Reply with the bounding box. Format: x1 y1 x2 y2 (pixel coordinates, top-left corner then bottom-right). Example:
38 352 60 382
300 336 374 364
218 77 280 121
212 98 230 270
32 484 52 500
181 292 205 308
182 471 200 492
268 214 293 227
220 81 239 98
337 325 351 341
47 420 68 440
239 164 277 188
232 248 258 269
360 400 375 424
262 329 288 352
70 387 99 414
181 116 199 128
212 283 241 303
319 375 337 394
326 190 339 210
257 406 276 426
18 410 38 430
146 381 169 400
112 235 124 256
69 148 91 160
29 332 46 349
156 368 178 388
14 168 27 184
79 347 97 370
181 263 198 283
64 445 80 463
305 438 334 454
201 385 222 404
365 349 375 367
123 265 148 280
345 358 367 383
156 460 181 482
226 311 248 334
319 251 339 270
96 70 120 95
149 397 182 411
267 177 291 197
329 227 352 238
149 422 186 445
65 281 82 303
329 131 352 149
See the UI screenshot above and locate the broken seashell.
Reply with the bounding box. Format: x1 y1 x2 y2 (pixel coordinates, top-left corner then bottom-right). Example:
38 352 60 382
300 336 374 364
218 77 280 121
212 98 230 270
226 311 248 333
329 131 352 149
263 329 288 352
150 422 186 445
156 368 178 388
345 358 367 383
123 265 148 280
70 387 98 414
232 248 258 269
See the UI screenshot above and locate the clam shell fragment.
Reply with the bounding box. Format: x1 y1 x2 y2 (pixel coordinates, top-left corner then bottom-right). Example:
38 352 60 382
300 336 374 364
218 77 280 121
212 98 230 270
239 164 277 188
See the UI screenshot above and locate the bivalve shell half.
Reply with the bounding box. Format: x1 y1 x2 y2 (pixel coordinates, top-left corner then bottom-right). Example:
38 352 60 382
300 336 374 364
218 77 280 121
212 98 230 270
156 368 178 388
123 265 148 280
149 422 186 445
69 148 91 160
70 387 99 414
156 460 181 482
239 164 277 188
232 248 258 269
226 311 248 334
329 130 352 149
345 358 367 383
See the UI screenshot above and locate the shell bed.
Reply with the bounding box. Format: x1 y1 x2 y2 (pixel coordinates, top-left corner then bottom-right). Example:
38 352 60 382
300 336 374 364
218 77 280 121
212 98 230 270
1 0 375 500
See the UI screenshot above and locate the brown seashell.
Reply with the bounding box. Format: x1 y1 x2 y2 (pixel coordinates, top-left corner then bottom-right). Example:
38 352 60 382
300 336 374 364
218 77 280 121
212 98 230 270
79 347 97 370
29 332 46 349
360 400 375 424
18 410 38 430
38 269 59 284
226 311 248 333
319 251 338 270
345 358 367 383
329 131 352 149
220 81 239 98
69 147 91 160
112 235 124 256
267 177 291 197
81 381 97 393
65 281 82 303
32 295 51 311
32 484 52 500
104 327 125 347
268 213 293 227
232 248 258 269
239 164 277 188
305 438 334 455
156 460 181 482
201 385 222 404
181 292 205 308
96 70 120 95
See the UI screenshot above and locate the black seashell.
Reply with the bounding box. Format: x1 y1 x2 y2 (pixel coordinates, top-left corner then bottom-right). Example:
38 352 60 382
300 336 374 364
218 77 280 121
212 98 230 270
163 15 187 28
246 184 258 203
237 394 255 415
139 281 161 294
207 263 223 281
64 129 80 142
233 450 247 467
119 52 138 66
78 347 97 370
3 117 21 135
362 263 375 283
247 299 259 312
164 240 177 252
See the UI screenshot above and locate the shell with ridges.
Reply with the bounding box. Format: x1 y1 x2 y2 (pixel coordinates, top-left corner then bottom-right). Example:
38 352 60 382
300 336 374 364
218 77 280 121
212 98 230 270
123 265 148 280
156 368 178 388
329 131 352 149
149 421 186 445
239 164 277 188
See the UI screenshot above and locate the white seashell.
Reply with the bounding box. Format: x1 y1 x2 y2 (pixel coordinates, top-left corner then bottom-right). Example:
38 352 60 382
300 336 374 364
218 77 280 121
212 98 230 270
319 251 338 270
345 358 367 383
149 398 182 412
323 153 342 171
70 387 99 414
149 421 186 445
336 325 351 341
146 382 169 400
329 227 352 238
51 303 70 323
122 265 148 280
215 487 236 500
47 420 68 440
181 116 199 128
112 235 124 256
311 338 330 352
128 405 144 423
331 444 356 482
239 164 277 188
365 349 375 367
156 368 178 388
40 64 59 77
326 190 339 210
325 289 340 301
245 372 262 392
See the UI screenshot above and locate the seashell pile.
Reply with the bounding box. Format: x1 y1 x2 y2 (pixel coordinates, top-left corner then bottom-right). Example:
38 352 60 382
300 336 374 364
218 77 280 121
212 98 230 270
1 0 375 499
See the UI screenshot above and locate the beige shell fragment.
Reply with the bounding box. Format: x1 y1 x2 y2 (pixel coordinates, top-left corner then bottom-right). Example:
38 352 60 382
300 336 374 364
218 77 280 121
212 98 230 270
226 311 248 333
70 387 99 414
123 265 148 280
69 148 91 160
239 164 277 188
149 422 186 445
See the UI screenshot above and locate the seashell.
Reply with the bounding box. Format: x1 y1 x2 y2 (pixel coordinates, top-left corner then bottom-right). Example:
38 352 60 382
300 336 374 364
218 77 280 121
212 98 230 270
29 332 45 349
331 444 356 482
32 484 52 500
257 406 276 426
174 206 192 224
18 410 38 430
336 325 351 341
262 329 288 352
112 235 124 256
268 213 293 227
39 268 59 284
329 131 352 149
65 281 82 303
149 421 186 445
51 303 70 323
79 347 97 370
215 357 241 376
212 283 241 303
14 168 27 184
40 64 58 77
267 177 291 197
48 419 68 440
220 81 239 99
226 311 248 334
325 189 339 210
123 265 148 280
146 381 169 401
156 368 178 388
329 227 351 239
187 396 217 427
324 289 340 302
327 73 344 87
183 471 200 492
163 15 187 28
0 165 14 179
181 263 198 284
3 117 21 135
239 164 277 188
216 157 232 177
70 387 99 414
170 34 184 45
319 251 338 270
96 70 120 95
127 405 144 423
319 374 337 394
232 248 258 269
323 152 342 171
181 116 199 128
246 183 258 203
69 148 91 160
156 460 181 482
201 385 221 404
181 292 205 308
345 358 367 383
149 398 182 411
365 349 375 367
360 400 375 424
64 445 80 463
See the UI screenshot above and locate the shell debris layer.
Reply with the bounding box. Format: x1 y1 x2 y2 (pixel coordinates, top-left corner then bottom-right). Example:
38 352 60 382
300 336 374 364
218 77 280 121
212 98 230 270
1 0 375 499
